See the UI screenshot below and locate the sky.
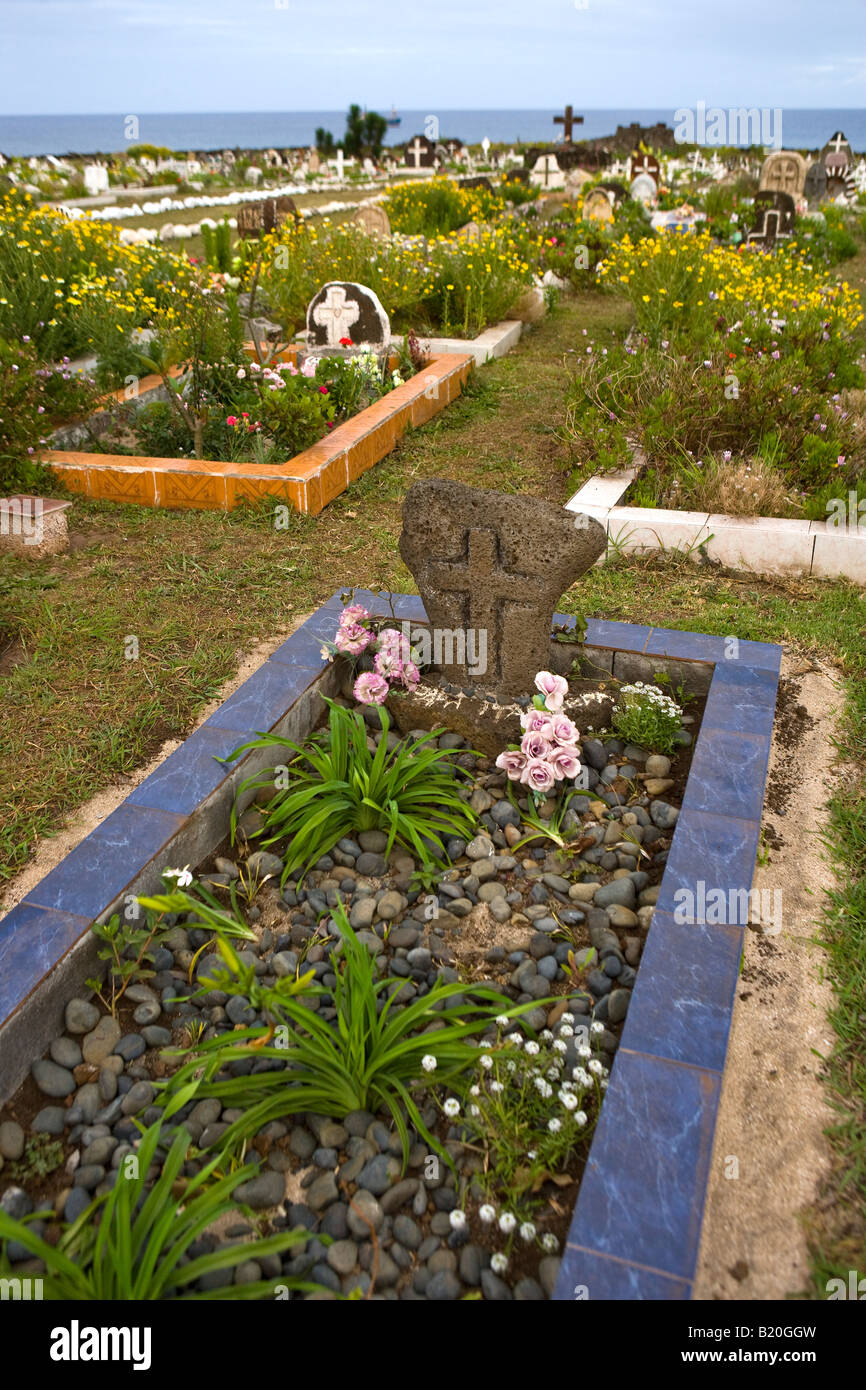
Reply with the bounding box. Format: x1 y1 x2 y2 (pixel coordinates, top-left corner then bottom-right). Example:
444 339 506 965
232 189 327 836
1 0 864 114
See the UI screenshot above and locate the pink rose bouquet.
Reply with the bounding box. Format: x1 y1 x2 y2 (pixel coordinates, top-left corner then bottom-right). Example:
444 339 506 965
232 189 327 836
494 668 584 804
322 607 424 705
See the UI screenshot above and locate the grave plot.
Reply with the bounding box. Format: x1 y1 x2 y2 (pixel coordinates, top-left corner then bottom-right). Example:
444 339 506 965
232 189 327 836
0 483 779 1301
42 280 472 515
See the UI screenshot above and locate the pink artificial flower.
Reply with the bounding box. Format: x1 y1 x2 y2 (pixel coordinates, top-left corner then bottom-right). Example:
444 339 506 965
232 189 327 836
534 671 569 712
374 649 403 680
521 730 552 761
301 357 318 377
226 415 238 426
377 627 412 660
339 604 370 626
402 660 420 690
354 671 390 705
335 623 373 656
495 749 527 780
548 714 578 746
520 758 556 794
548 745 582 781
520 707 550 734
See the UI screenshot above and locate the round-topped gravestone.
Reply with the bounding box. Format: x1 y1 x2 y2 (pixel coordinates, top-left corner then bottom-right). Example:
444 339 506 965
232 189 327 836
583 188 614 222
759 150 806 197
804 161 828 203
306 281 390 349
629 173 658 205
355 204 391 238
820 131 853 170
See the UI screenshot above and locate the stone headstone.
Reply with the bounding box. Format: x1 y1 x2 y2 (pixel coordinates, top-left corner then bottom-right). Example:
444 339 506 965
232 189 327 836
398 480 606 699
583 188 614 222
245 165 263 185
629 173 657 205
565 168 593 197
306 281 390 349
530 154 565 189
83 164 109 196
595 179 628 206
458 220 481 241
405 134 436 168
236 196 300 238
759 150 806 197
821 131 853 172
356 204 391 238
629 153 659 185
363 157 377 175
747 191 796 247
804 160 828 203
308 150 321 173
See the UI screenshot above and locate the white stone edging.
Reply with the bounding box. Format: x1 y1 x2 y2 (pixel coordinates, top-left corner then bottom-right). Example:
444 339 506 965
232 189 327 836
565 470 866 584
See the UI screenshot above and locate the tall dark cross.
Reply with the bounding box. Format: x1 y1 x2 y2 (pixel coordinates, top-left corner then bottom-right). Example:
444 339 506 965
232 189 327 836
554 105 583 144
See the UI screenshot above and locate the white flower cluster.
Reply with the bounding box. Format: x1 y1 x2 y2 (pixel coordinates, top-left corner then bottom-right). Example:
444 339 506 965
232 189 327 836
617 681 681 719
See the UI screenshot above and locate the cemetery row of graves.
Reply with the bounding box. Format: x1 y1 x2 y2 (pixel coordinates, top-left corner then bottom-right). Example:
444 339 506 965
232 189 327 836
1 125 865 1302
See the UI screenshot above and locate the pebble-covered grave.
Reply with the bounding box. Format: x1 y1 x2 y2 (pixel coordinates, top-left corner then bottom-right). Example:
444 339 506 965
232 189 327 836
0 481 718 1302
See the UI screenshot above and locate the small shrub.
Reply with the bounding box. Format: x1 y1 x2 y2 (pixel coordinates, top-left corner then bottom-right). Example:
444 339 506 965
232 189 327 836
611 681 682 754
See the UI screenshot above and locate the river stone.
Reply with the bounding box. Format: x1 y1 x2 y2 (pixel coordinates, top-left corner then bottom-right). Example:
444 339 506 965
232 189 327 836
234 1170 286 1209
594 878 636 910
650 800 679 829
397 479 606 698
644 754 672 777
82 1016 121 1064
0 1121 25 1160
50 1036 83 1069
65 999 100 1034
32 1058 76 1097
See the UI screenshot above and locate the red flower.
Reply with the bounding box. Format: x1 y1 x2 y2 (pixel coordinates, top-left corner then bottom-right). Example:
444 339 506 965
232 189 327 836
318 385 328 394
339 336 353 346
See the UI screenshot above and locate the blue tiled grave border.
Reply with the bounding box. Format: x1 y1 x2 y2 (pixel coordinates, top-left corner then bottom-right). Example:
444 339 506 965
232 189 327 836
0 591 780 1300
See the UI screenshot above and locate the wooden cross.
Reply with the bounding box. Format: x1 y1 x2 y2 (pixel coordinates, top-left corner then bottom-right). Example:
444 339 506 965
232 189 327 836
406 136 427 168
828 132 849 154
426 528 541 687
554 105 583 144
312 285 360 346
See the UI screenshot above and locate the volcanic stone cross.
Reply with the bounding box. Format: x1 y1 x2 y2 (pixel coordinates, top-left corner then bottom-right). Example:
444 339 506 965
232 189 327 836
554 105 583 143
398 479 606 698
312 285 360 344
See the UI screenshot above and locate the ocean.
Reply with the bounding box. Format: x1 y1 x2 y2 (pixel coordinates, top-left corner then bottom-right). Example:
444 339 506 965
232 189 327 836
1 109 865 159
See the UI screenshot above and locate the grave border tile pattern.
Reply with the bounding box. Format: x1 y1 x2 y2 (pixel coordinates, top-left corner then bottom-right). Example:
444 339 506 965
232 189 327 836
0 596 780 1300
44 352 474 517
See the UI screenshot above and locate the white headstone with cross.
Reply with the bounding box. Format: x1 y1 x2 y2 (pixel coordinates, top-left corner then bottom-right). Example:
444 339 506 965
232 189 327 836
530 154 565 189
306 281 391 349
406 136 430 168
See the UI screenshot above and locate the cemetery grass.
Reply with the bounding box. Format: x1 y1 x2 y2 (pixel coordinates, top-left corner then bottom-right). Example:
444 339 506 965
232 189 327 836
1 291 864 1294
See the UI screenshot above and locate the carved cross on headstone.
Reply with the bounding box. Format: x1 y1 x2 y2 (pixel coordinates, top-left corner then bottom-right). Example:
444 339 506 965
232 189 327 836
312 284 360 344
406 136 427 168
554 105 583 144
398 479 606 698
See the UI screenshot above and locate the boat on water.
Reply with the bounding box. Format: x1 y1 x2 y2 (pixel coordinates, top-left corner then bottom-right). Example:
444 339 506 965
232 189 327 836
386 106 401 127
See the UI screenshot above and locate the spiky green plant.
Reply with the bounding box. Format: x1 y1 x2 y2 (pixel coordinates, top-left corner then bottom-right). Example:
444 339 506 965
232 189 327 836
226 698 478 884
0 1084 315 1301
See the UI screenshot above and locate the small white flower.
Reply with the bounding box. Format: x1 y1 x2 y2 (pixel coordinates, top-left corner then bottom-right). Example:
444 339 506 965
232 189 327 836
478 1039 493 1049
509 1034 524 1048
495 1014 510 1028
480 1054 494 1070
588 1059 603 1075
541 1233 559 1253
553 1039 567 1054
560 1012 575 1026
527 1150 538 1160
506 1060 517 1074
444 1098 460 1118
421 1054 437 1073
490 1080 504 1094
590 1021 604 1035
469 1084 480 1097
540 1030 553 1043
498 1212 517 1234
479 1204 496 1224
561 1091 578 1111
520 1222 537 1242
449 1210 467 1231
491 1252 509 1274
548 1117 562 1133
600 1078 608 1091
574 1110 587 1126
236 367 246 379
525 1041 540 1056
165 865 193 888
577 1044 591 1060
469 1104 480 1116
572 1067 590 1087
558 1025 574 1039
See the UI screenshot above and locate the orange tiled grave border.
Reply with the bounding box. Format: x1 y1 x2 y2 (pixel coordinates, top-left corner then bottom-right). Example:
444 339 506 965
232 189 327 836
43 352 473 516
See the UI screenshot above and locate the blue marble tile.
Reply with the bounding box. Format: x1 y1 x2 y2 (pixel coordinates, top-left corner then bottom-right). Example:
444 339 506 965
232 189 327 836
655 809 761 922
584 620 652 652
201 662 319 736
565 1050 720 1279
267 609 339 668
24 803 184 921
643 626 782 673
321 589 426 620
619 911 743 1073
702 663 779 737
681 727 771 822
126 725 247 817
553 1244 691 1301
0 903 92 1019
